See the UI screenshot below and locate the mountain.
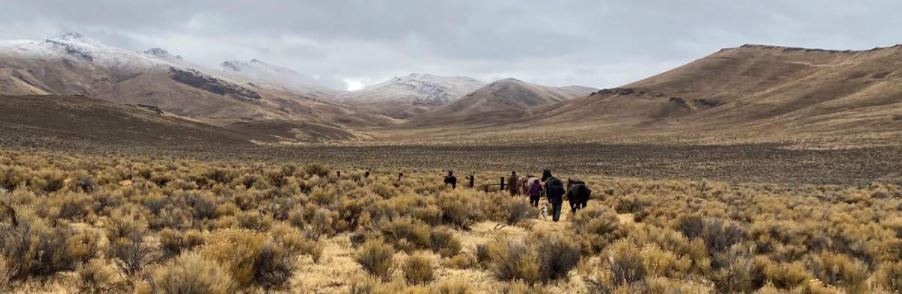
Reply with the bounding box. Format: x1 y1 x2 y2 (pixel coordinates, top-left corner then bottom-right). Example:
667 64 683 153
407 78 595 126
517 44 902 146
336 73 484 118
219 59 338 100
0 33 387 142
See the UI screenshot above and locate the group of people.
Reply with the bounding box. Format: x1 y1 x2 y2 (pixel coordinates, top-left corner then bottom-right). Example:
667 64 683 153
444 169 591 222
511 170 591 222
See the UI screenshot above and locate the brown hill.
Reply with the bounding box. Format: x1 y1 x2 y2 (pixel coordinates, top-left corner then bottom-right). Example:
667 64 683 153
528 44 902 146
0 95 253 149
407 78 594 126
0 35 390 142
378 44 902 147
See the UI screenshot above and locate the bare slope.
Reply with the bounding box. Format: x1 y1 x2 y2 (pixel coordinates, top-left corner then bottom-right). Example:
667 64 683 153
0 95 252 148
532 44 902 146
378 45 902 147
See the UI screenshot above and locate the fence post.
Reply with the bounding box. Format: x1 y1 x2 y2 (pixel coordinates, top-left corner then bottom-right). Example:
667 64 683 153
467 175 475 188
500 177 506 191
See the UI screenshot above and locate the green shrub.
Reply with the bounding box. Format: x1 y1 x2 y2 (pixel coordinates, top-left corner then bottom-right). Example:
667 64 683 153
875 260 902 292
570 206 625 252
236 210 273 231
503 197 535 225
430 227 462 258
489 240 540 284
201 229 299 289
355 240 396 281
108 230 160 276
712 255 766 293
430 279 472 294
532 232 582 283
303 164 330 178
759 257 813 289
0 220 90 282
159 228 205 258
805 252 868 292
271 223 324 263
150 252 233 294
436 192 482 229
675 215 705 239
380 217 431 252
443 254 475 269
606 241 646 287
77 259 126 293
402 254 434 285
702 219 746 253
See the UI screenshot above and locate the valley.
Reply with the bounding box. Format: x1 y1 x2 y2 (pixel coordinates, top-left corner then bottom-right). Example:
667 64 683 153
0 24 901 294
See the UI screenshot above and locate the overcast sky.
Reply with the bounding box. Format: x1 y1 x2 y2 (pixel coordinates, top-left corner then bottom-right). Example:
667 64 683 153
1 1 900 90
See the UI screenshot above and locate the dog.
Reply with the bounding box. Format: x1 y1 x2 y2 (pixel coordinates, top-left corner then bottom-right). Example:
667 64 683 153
540 202 549 220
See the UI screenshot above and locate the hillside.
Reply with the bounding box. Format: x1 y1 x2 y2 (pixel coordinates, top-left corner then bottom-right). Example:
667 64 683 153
527 44 902 146
376 45 902 147
0 95 253 149
336 73 485 119
405 78 595 126
0 33 388 142
219 59 338 100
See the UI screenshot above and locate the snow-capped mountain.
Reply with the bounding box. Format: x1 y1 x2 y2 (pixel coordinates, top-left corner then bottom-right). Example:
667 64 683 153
219 59 338 99
0 33 384 125
340 73 484 106
334 73 484 118
409 78 596 126
2 32 188 72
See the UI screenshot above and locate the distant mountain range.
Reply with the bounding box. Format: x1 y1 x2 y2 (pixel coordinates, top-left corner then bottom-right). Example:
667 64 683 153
1 33 901 148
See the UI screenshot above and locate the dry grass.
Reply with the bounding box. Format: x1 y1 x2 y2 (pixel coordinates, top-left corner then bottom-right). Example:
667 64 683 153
0 149 899 293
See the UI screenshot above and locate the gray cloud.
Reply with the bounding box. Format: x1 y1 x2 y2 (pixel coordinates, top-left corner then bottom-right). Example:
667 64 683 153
2 0 900 90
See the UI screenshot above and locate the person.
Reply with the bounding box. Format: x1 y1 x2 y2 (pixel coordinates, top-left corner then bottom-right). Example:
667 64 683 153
543 170 566 222
528 179 543 207
444 170 457 189
508 171 519 196
566 178 591 214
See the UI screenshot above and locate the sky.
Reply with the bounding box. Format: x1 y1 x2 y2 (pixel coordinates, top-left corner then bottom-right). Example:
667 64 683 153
1 1 900 91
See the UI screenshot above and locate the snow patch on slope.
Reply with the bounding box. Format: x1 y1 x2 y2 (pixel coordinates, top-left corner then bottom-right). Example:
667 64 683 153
219 59 337 97
339 73 484 106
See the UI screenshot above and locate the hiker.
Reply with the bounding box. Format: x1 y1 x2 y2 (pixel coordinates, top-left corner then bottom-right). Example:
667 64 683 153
543 169 566 222
508 171 519 196
566 178 591 214
444 170 457 189
528 179 543 207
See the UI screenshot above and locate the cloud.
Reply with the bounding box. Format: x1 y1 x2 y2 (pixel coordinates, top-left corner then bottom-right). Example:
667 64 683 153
1 0 900 90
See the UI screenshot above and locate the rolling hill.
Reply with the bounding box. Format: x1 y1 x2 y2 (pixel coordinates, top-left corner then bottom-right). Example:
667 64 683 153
405 78 595 126
374 44 902 147
0 95 252 149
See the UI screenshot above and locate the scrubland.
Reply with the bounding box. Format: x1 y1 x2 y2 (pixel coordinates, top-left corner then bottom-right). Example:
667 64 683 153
0 149 899 293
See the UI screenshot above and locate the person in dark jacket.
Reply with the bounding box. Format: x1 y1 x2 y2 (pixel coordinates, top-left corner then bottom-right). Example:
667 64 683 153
528 179 543 207
566 178 591 214
508 171 519 196
543 170 566 222
444 170 457 189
